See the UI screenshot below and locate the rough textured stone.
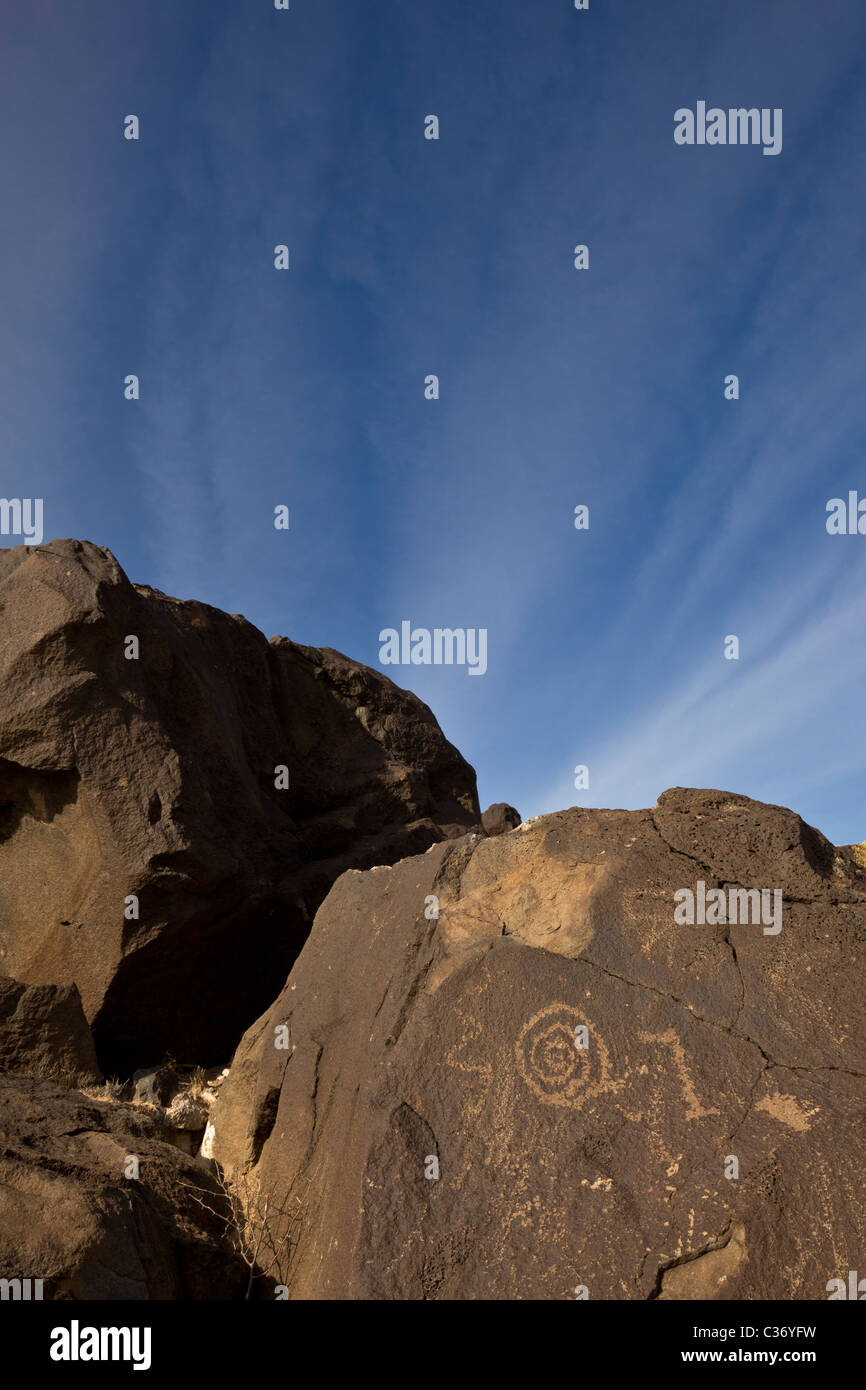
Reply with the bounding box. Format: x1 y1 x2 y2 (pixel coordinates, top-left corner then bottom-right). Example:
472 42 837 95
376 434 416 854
0 976 100 1082
211 788 866 1300
0 1073 246 1299
481 802 521 836
132 1064 177 1108
0 540 479 1073
165 1092 209 1132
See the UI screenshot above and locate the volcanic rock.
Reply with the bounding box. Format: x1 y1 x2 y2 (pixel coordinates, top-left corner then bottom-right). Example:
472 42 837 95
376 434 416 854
0 1073 247 1299
165 1092 210 1132
0 976 100 1083
210 788 866 1299
0 540 479 1074
132 1064 177 1108
481 802 521 836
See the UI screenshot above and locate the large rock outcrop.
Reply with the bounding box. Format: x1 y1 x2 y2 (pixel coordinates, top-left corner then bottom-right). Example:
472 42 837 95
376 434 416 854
210 788 866 1299
0 1073 247 1299
0 540 479 1074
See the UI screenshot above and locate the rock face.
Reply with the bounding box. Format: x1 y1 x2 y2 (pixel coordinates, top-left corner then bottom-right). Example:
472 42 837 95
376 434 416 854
211 788 866 1300
0 1073 247 1299
0 976 100 1083
0 540 479 1074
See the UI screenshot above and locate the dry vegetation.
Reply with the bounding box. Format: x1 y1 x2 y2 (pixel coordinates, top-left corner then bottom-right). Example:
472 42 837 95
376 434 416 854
184 1168 307 1297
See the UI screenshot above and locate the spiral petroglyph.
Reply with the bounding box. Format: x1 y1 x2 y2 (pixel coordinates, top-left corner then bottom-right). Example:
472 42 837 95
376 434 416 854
515 1002 613 1109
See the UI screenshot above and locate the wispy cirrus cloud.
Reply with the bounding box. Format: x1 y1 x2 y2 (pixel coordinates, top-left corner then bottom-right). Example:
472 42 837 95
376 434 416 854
4 0 866 843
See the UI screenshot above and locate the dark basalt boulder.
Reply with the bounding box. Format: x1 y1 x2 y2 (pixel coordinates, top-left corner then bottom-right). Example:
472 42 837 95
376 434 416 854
481 802 521 836
0 976 100 1083
0 540 479 1074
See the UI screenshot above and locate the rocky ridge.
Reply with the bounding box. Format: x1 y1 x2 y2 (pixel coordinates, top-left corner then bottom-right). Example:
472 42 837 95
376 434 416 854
1 541 864 1300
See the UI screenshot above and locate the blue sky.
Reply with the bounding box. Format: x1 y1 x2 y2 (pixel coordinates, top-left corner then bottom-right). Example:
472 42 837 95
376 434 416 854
3 0 866 844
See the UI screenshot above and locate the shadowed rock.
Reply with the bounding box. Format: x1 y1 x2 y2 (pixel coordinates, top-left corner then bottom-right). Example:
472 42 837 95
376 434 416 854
0 976 100 1083
481 802 521 836
0 1073 247 1299
132 1065 177 1108
0 540 479 1074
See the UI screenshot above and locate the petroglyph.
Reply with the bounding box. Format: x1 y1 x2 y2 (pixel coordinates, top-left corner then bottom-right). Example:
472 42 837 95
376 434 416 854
511 1004 721 1127
756 1090 818 1132
445 1013 494 1119
515 1002 615 1109
640 1026 720 1121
